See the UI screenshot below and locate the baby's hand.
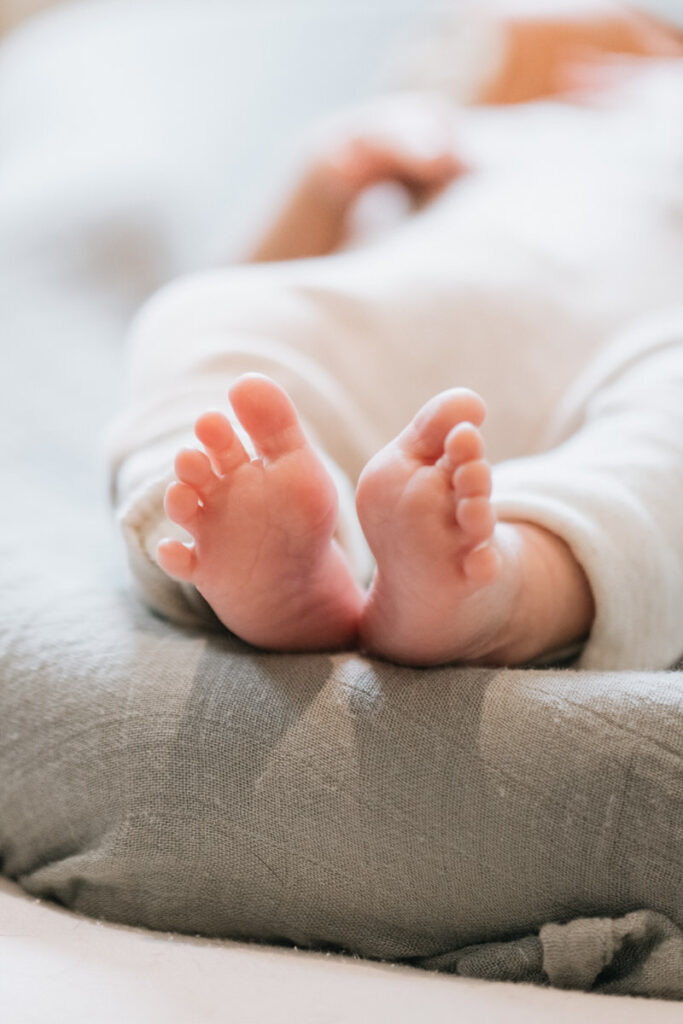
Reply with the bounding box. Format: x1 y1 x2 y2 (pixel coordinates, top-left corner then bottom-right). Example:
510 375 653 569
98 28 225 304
306 92 467 207
246 92 466 263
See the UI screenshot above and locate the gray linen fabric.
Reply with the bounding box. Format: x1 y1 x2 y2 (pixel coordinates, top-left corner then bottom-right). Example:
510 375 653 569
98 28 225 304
1 0 682 1003
2 517 682 997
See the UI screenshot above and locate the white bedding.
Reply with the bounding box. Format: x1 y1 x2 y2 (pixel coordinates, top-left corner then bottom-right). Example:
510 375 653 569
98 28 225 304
3 879 680 1024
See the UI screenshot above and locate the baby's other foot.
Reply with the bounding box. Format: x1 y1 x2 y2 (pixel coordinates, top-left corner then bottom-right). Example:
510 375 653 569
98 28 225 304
356 388 593 666
157 374 363 651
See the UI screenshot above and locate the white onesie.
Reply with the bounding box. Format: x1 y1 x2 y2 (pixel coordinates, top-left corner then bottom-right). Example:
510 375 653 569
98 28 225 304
107 64 683 671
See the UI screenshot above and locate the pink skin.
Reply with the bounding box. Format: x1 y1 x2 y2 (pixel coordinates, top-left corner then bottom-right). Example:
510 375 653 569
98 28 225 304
158 374 593 664
355 388 511 665
356 386 594 665
157 374 364 652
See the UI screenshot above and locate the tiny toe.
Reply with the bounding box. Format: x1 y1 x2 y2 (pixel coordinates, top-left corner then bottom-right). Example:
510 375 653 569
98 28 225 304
195 411 249 475
164 481 202 526
445 422 485 467
456 496 496 543
157 538 197 582
462 543 501 586
174 448 216 495
453 459 491 498
402 389 485 462
229 373 308 460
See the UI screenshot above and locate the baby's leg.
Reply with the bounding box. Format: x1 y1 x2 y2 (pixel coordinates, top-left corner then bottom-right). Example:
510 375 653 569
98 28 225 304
358 317 683 670
109 261 379 635
491 323 683 670
356 389 593 666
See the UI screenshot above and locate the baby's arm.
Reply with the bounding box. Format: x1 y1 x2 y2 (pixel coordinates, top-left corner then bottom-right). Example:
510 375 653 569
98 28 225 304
246 92 465 263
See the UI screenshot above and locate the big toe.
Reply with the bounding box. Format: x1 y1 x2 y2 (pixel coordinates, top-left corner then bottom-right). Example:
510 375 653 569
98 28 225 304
229 374 309 461
400 388 485 462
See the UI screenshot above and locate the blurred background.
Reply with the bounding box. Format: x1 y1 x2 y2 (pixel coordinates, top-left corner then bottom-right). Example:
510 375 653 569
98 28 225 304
0 0 680 519
0 0 461 293
0 0 460 544
1 0 679 291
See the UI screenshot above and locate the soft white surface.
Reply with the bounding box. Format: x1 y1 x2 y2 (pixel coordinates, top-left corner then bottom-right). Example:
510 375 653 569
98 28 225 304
2 880 680 1024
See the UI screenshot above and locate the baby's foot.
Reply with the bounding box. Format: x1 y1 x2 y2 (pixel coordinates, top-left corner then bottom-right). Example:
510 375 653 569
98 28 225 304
356 389 593 666
157 374 363 651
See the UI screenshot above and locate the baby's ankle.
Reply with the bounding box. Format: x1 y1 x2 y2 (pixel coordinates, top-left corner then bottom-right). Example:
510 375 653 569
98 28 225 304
491 521 595 665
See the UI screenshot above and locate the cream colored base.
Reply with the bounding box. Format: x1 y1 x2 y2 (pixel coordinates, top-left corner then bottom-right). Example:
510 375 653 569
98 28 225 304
1 879 678 1024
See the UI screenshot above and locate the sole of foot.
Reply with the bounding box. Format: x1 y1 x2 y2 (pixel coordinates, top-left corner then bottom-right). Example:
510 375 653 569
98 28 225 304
157 373 363 651
356 387 527 665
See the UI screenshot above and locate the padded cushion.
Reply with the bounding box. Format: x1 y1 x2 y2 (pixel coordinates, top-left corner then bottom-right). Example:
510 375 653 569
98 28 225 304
0 0 682 1001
